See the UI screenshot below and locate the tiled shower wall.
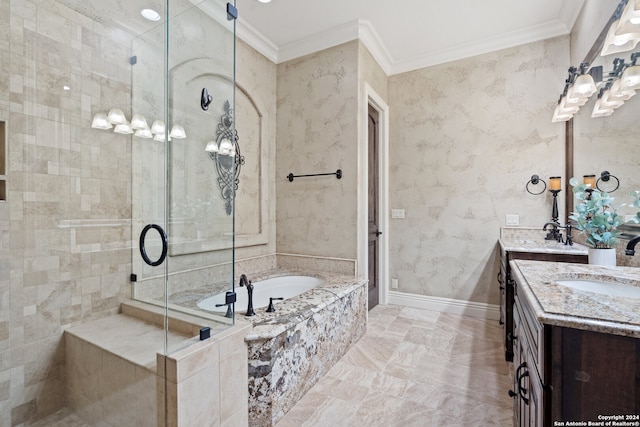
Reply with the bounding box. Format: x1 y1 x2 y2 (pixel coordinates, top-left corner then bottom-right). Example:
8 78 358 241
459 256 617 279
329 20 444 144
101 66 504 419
0 1 133 423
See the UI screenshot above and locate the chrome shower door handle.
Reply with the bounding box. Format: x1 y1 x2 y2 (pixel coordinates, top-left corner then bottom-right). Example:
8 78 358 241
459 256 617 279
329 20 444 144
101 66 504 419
139 224 168 266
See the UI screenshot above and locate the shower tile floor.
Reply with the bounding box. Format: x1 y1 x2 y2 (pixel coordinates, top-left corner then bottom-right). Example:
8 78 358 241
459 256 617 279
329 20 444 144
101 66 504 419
35 304 512 426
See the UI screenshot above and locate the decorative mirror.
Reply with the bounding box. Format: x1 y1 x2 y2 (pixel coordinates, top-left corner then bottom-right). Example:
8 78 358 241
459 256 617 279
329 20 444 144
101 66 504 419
207 100 245 215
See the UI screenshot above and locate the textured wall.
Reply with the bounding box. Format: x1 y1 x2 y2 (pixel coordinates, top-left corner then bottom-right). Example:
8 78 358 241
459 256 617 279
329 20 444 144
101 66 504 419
388 37 569 304
276 41 359 259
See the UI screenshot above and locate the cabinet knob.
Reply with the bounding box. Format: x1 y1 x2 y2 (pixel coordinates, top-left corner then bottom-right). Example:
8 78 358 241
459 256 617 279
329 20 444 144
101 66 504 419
508 390 517 398
507 332 517 341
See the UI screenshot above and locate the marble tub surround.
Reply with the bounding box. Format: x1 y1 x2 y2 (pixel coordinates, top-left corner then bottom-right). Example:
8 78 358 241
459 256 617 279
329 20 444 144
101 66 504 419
510 260 640 338
499 226 589 255
245 278 367 427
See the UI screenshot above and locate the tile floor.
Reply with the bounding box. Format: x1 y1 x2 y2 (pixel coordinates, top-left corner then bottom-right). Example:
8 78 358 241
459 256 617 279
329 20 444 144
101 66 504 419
275 304 514 427
32 304 513 427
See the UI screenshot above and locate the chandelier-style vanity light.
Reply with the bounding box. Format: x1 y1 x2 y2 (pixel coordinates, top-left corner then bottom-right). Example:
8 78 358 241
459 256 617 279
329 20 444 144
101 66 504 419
551 63 597 122
591 56 638 117
91 109 186 141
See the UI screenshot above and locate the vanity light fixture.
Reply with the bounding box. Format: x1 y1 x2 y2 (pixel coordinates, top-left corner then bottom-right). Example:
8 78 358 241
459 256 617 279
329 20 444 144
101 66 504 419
91 113 112 130
151 120 166 135
114 123 134 134
131 114 149 130
107 108 127 125
205 140 219 153
621 52 640 89
169 124 187 139
135 128 153 139
92 109 186 140
601 0 640 56
551 64 597 122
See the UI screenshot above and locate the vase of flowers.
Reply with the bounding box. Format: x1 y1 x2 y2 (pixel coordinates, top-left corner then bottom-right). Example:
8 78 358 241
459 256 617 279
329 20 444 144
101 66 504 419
569 177 623 266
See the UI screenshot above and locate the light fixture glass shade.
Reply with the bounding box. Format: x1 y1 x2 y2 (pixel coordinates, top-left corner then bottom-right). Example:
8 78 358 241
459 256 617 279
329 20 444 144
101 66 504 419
567 74 597 100
601 19 640 56
151 120 165 135
559 97 580 114
205 141 219 153
114 123 133 134
107 108 127 125
134 128 153 139
600 90 625 109
608 79 636 101
153 133 171 142
563 94 588 108
551 104 573 122
619 0 640 24
621 65 640 90
218 138 234 156
169 124 187 139
591 97 615 118
91 113 112 129
130 114 149 130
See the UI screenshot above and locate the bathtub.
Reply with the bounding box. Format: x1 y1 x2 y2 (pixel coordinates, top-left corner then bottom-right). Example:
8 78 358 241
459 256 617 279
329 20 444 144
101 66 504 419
198 275 324 314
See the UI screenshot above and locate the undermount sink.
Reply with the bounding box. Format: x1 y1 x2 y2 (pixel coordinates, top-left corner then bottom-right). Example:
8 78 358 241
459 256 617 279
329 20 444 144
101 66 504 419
555 279 640 298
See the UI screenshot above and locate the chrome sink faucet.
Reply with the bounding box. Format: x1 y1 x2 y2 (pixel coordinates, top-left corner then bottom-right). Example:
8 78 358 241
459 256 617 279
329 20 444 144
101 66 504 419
239 274 256 316
625 235 640 256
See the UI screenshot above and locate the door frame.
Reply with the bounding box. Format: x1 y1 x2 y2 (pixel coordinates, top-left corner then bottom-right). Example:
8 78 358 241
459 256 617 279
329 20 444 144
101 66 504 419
358 83 389 306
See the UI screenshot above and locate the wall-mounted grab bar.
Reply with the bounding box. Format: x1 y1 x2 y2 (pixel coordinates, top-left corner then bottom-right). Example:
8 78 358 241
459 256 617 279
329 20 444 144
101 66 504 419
287 169 342 182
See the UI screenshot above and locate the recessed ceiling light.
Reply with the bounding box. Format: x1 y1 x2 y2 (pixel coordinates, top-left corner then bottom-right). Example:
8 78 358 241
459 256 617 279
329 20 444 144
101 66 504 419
141 8 161 21
257 0 272 3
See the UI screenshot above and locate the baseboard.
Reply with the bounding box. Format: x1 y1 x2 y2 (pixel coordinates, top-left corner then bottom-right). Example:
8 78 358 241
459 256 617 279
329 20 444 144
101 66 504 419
387 291 500 321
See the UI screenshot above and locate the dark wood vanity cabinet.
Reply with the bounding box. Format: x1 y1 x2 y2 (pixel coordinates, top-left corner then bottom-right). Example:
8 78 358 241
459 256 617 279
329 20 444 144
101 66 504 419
499 250 586 361
510 273 640 426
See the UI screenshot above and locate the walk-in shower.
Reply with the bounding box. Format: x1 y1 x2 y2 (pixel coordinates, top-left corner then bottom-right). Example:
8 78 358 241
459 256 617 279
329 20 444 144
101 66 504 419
1 0 244 425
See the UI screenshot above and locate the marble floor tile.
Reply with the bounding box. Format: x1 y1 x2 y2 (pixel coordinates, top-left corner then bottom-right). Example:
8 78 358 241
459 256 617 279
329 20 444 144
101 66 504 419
275 304 513 426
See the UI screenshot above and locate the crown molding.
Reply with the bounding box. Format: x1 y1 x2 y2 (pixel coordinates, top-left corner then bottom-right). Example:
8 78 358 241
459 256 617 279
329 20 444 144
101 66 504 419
389 19 573 75
276 19 360 63
232 0 585 75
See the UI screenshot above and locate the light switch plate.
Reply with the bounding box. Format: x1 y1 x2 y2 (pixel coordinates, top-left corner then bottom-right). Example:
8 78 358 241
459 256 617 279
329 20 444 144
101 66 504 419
506 214 519 226
391 209 405 219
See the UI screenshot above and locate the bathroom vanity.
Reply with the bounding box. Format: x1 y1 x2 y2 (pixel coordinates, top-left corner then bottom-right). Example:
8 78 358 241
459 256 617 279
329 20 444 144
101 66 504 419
508 260 640 426
498 233 588 361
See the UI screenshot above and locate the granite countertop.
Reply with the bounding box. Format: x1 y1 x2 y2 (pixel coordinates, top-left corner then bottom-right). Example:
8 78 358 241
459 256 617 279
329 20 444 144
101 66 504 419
510 260 640 338
499 236 589 256
231 271 367 342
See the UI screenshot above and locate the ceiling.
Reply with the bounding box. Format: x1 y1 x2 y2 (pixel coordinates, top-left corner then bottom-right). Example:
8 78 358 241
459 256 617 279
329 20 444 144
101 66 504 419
236 0 586 75
53 0 586 76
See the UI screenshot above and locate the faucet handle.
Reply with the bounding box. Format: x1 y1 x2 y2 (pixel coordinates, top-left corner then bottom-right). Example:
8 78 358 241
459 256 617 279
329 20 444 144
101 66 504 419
266 297 284 313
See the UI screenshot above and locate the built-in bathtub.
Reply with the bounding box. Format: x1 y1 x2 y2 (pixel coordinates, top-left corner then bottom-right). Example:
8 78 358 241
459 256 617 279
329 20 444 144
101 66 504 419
197 272 367 427
198 275 325 314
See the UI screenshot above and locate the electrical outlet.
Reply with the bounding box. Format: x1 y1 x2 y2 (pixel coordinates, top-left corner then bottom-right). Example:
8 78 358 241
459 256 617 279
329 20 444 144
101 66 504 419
391 278 398 289
505 214 519 226
391 209 405 219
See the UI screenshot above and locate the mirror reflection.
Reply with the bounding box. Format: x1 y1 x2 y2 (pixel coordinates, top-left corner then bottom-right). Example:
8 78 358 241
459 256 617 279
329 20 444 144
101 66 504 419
572 0 640 221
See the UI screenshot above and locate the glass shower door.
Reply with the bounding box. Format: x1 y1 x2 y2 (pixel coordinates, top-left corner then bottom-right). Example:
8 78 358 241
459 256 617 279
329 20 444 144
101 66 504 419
131 0 238 349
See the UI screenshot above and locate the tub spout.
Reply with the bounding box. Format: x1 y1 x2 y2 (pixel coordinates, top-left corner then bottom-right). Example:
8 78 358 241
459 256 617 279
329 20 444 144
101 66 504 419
239 274 255 316
625 235 640 256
